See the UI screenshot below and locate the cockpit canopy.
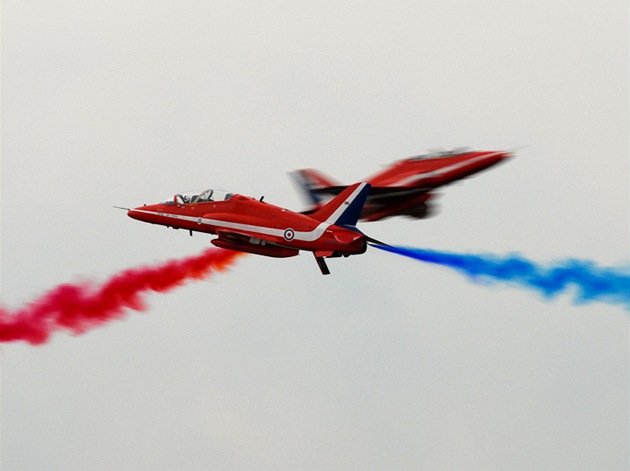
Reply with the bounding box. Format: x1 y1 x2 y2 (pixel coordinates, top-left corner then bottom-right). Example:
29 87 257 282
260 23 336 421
164 189 234 205
407 147 472 161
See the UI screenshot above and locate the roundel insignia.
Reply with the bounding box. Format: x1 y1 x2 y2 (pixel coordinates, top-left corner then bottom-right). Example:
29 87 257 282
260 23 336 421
197 218 202 224
283 228 295 241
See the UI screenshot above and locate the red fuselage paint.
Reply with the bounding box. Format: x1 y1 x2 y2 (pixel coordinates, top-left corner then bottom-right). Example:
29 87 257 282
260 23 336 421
128 188 367 259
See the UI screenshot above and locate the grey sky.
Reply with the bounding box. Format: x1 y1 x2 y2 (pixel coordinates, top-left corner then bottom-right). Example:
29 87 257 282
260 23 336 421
2 1 628 470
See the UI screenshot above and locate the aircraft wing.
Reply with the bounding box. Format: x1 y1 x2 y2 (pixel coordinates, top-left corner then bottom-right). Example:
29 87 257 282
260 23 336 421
360 189 436 221
215 228 258 241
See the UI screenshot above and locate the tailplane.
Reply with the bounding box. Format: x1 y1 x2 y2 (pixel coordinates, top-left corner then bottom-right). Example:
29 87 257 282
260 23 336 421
290 169 346 207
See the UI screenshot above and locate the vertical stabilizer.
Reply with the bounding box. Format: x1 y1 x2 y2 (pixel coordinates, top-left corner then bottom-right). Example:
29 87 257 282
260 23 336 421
310 182 371 228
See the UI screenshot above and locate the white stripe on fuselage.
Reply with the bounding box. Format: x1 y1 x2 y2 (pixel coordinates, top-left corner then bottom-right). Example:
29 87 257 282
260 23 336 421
132 209 331 242
396 152 503 186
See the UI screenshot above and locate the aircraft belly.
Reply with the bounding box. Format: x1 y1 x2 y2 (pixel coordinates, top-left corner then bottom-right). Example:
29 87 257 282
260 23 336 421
211 237 298 258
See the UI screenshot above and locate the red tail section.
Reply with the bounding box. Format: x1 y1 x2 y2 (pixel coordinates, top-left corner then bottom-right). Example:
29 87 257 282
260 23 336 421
310 182 371 226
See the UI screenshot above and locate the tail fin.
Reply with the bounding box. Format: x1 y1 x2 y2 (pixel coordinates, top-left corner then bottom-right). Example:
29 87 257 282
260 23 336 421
310 182 370 228
290 169 344 206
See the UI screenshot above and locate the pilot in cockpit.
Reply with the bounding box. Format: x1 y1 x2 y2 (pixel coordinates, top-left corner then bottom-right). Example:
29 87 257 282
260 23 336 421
171 189 233 205
198 189 214 202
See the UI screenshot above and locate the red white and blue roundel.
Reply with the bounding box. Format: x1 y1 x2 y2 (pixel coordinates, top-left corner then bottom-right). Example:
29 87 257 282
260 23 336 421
283 228 295 241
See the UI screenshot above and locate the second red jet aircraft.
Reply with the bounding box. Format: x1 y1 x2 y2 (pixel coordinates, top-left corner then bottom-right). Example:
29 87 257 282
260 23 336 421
292 148 512 221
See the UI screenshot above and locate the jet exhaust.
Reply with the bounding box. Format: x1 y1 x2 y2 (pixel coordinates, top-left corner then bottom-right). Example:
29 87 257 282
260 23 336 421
0 249 244 345
373 245 630 311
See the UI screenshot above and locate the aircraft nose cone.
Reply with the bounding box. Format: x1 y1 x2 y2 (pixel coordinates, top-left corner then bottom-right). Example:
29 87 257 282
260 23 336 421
127 207 145 221
482 150 513 167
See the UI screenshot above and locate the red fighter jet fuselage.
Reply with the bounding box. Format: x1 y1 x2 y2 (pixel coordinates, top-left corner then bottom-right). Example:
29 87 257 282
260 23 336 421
292 149 512 221
127 182 372 274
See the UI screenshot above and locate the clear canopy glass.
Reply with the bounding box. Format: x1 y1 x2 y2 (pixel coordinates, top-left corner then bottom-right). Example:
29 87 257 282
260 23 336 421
407 147 471 161
165 189 234 204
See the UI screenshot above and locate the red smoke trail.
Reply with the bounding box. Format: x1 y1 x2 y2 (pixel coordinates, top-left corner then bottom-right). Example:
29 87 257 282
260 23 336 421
0 249 244 345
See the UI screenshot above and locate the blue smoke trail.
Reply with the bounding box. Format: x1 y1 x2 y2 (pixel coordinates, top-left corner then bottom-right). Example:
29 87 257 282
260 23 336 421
374 245 630 310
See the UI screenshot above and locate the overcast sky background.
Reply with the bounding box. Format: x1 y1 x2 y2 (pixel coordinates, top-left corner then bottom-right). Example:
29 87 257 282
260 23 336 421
2 1 628 470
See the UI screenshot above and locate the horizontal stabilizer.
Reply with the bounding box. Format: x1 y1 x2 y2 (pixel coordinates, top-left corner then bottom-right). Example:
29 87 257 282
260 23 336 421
290 169 343 207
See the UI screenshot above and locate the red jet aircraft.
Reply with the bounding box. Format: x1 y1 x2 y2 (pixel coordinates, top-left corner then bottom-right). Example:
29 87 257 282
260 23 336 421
127 182 374 275
292 148 512 221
